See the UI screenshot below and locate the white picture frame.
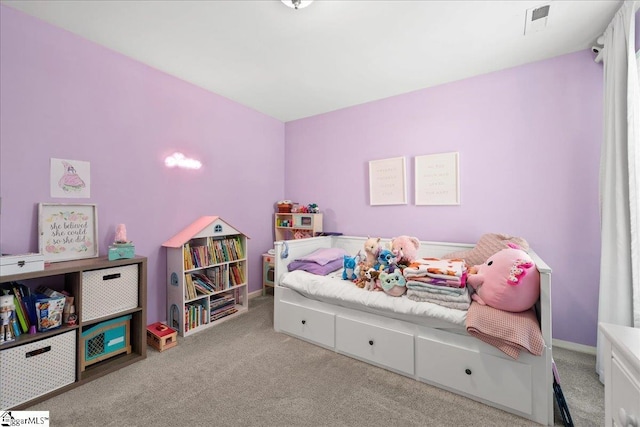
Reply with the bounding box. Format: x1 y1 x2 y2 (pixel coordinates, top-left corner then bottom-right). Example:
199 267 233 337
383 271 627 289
50 158 91 198
38 203 99 262
368 156 407 206
415 152 460 205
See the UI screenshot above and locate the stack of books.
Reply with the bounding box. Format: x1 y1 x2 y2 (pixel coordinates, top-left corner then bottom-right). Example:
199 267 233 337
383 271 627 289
210 294 237 322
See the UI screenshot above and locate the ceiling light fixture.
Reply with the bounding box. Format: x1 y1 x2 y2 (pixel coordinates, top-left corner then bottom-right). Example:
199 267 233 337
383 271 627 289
281 0 313 10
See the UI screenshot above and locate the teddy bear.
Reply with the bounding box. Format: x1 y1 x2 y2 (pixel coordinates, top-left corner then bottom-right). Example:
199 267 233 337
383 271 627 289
363 237 381 268
390 235 420 267
379 270 407 297
353 261 369 288
466 243 540 312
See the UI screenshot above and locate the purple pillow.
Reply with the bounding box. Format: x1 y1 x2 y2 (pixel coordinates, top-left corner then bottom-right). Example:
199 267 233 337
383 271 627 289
288 257 344 275
293 248 347 266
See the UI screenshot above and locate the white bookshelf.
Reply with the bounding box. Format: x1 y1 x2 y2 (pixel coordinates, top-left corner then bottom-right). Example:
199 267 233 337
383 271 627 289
163 216 248 337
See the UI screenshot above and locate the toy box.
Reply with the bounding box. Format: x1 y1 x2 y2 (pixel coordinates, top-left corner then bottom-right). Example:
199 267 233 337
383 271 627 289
80 315 131 371
108 243 135 261
0 253 44 276
146 322 177 352
276 201 292 213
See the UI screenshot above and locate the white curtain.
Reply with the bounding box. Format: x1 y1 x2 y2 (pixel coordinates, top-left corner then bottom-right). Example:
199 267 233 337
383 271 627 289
597 1 640 382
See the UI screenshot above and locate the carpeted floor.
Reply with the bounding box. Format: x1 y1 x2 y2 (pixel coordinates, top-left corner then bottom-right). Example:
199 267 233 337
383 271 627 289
27 295 604 426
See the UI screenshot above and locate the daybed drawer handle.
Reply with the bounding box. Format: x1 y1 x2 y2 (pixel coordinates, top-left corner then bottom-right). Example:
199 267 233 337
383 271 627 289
465 368 472 375
369 340 374 346
301 320 306 325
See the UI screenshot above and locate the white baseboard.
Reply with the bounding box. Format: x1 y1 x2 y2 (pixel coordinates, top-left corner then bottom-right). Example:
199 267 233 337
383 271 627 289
249 289 270 299
552 338 596 355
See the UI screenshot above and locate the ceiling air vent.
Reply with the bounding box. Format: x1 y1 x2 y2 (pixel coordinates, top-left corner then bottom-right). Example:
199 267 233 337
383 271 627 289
524 4 551 35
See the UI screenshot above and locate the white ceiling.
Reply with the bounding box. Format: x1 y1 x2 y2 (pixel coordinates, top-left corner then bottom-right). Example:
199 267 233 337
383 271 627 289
1 0 621 122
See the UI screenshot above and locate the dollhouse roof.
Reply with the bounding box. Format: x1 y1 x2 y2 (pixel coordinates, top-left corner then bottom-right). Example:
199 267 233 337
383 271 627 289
162 216 249 248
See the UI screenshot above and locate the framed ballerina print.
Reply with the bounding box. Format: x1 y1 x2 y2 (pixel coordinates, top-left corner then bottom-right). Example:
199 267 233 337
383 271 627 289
39 203 98 262
50 158 90 198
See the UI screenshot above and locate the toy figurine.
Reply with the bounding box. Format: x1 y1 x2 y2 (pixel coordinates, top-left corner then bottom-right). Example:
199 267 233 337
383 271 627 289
66 305 78 326
0 295 15 343
110 224 136 261
115 224 128 244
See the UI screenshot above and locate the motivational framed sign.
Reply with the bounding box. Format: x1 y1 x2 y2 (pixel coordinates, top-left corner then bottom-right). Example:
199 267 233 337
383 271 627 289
368 156 407 206
415 152 460 205
38 203 98 262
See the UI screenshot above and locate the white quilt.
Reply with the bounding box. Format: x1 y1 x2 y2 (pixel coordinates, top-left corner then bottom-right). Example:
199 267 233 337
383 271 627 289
280 270 467 328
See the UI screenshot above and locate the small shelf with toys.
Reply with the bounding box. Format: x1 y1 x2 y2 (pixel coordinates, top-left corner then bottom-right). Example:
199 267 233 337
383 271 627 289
274 201 323 241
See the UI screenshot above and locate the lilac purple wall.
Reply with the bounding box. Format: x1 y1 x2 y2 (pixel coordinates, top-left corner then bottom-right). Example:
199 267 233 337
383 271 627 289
0 6 285 324
0 4 609 347
285 51 604 347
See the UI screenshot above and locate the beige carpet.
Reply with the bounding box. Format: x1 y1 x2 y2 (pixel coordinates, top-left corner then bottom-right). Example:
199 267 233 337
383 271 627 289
28 295 603 426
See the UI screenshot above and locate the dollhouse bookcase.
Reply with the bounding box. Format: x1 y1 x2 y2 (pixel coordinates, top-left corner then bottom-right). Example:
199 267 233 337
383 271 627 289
162 216 248 337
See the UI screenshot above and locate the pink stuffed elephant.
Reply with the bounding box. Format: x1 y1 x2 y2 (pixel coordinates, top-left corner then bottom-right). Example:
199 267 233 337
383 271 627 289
466 244 540 312
390 235 420 266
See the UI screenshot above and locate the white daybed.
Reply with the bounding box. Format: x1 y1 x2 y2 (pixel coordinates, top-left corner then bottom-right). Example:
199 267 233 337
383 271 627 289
273 235 553 425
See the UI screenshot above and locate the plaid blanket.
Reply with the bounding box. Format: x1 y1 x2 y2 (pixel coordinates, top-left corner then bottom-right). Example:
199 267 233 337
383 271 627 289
466 302 544 359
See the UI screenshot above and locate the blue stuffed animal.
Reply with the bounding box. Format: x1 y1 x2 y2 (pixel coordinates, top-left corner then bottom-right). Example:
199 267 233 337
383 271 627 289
342 254 359 280
375 248 398 273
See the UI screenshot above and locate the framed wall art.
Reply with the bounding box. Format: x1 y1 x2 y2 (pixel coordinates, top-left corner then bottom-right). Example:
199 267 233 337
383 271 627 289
50 158 91 198
415 152 460 205
368 156 407 206
39 203 98 262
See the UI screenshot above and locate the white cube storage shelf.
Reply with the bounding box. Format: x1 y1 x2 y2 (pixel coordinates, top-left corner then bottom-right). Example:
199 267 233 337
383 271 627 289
0 331 76 409
82 264 138 321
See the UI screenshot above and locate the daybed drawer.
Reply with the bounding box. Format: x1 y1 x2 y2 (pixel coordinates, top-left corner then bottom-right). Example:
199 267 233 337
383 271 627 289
277 301 335 348
416 336 532 415
336 316 414 376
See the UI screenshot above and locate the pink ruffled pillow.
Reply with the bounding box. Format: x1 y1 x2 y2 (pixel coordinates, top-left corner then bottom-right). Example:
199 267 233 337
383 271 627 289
444 233 529 267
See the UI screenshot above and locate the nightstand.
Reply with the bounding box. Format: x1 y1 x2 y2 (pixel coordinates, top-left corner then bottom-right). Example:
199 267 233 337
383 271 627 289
599 322 640 427
262 253 275 295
